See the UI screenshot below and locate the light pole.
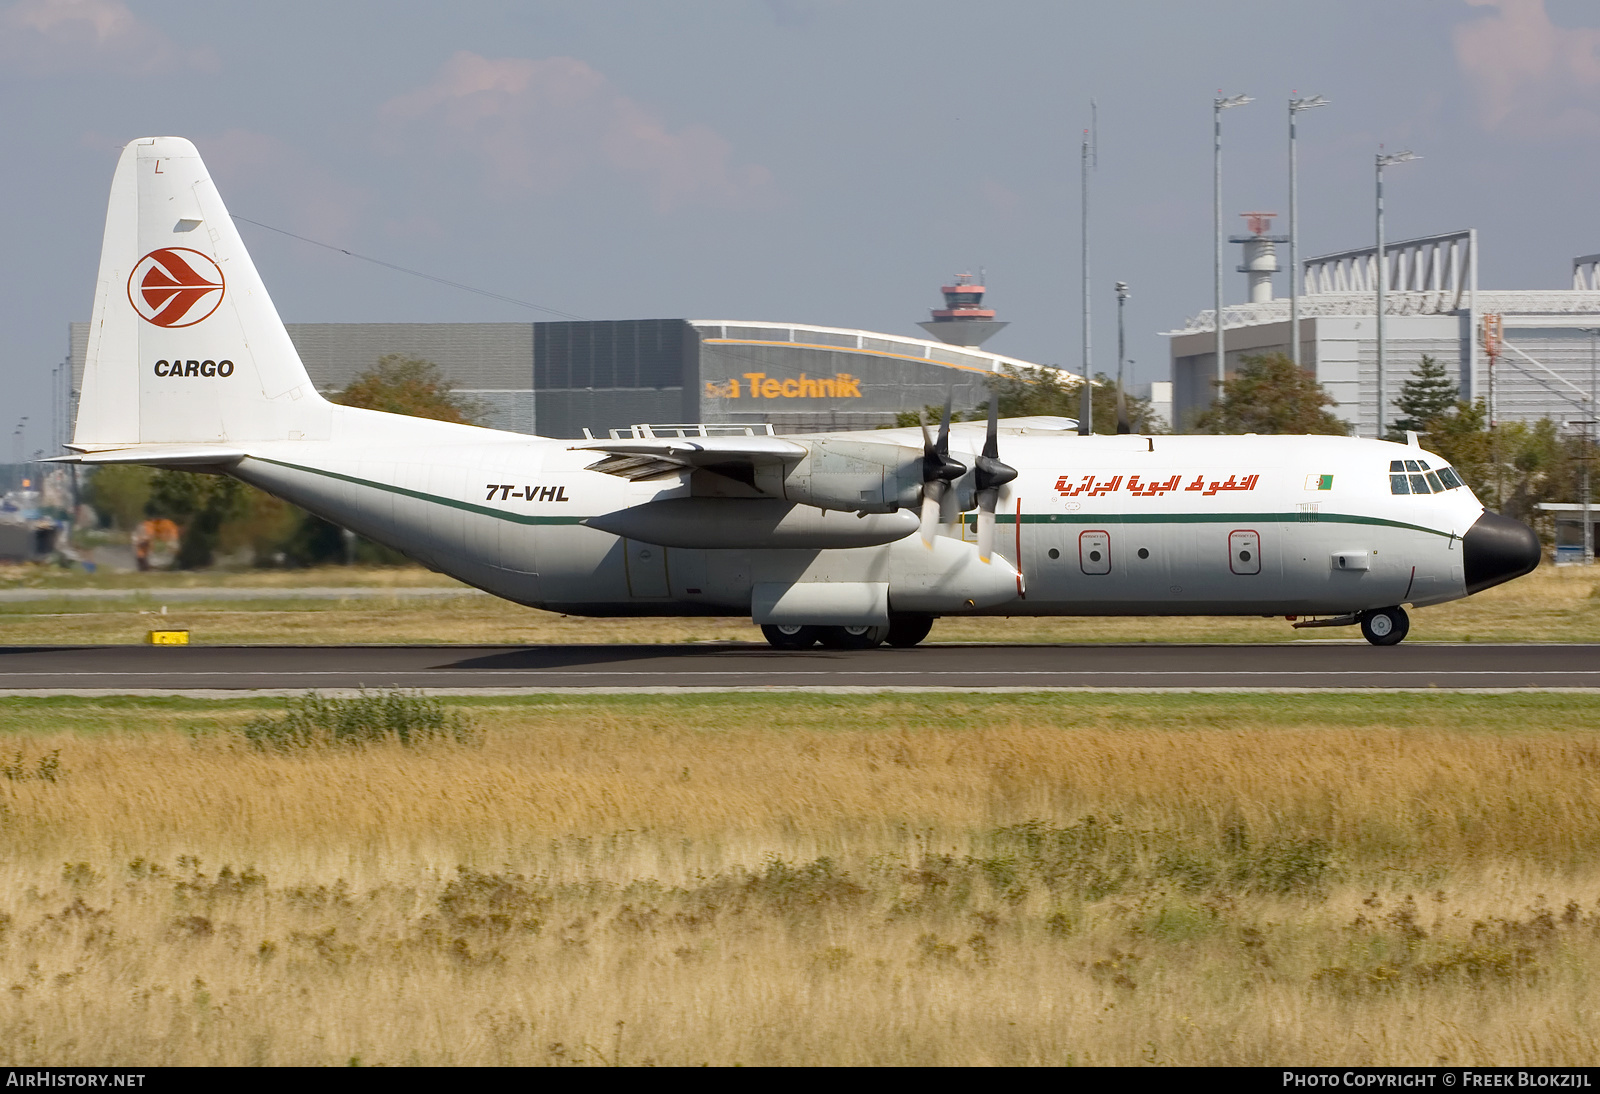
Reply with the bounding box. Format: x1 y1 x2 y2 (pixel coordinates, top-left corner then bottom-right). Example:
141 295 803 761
1081 124 1093 434
1376 149 1420 439
1586 329 1597 565
1116 280 1130 433
1214 93 1252 396
1116 280 1130 388
1289 94 1328 371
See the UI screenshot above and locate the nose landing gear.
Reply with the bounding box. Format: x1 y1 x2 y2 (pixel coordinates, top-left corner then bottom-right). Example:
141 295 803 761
1359 606 1410 646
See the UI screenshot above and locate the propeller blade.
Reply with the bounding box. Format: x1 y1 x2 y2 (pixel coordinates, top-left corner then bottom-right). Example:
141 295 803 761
920 482 944 546
916 396 967 543
976 488 997 562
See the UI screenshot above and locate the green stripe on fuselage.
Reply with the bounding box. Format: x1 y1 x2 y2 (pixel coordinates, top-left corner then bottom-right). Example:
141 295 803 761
248 456 588 526
249 456 1455 540
967 511 1454 538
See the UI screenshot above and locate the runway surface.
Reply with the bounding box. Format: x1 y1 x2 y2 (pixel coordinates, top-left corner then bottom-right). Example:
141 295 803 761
1 642 1598 693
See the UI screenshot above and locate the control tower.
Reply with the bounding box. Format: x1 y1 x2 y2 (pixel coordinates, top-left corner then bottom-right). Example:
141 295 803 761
918 272 1008 348
1230 212 1288 303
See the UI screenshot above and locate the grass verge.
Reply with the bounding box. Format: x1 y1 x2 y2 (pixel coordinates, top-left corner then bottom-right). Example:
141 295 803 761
4 562 1600 645
0 691 1597 1065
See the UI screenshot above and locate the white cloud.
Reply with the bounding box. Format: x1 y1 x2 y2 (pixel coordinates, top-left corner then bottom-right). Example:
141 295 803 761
380 51 774 211
0 0 215 75
1455 0 1600 138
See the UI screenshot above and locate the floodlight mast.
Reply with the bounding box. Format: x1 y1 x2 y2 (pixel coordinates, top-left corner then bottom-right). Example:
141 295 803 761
1588 328 1596 565
1081 124 1092 434
1375 149 1420 438
1288 95 1329 372
1213 93 1252 399
1079 101 1097 436
1116 280 1130 398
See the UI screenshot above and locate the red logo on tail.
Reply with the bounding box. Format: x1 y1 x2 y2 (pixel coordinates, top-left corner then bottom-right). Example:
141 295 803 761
127 248 225 328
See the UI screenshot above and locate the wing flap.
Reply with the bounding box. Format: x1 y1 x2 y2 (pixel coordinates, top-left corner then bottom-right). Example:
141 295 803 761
573 435 807 482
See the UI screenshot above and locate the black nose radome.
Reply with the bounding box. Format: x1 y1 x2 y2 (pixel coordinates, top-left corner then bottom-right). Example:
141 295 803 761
1462 510 1542 594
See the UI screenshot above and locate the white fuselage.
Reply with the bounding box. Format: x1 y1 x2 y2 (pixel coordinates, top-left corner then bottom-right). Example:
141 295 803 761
226 414 1482 620
68 135 1524 635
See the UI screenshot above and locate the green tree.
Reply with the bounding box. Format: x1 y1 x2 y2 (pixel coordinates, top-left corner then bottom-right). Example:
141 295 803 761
1499 417 1578 529
1419 399 1492 499
146 470 248 569
1421 398 1594 537
1195 352 1348 436
891 366 1163 434
892 405 970 428
988 365 1162 433
83 464 153 531
334 354 486 425
1388 355 1459 440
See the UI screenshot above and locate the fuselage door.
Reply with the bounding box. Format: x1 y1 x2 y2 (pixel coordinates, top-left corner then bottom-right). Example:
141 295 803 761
625 539 671 598
1079 530 1111 575
1230 529 1261 575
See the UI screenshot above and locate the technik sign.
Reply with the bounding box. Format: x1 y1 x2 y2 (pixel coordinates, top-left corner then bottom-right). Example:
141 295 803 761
704 372 863 399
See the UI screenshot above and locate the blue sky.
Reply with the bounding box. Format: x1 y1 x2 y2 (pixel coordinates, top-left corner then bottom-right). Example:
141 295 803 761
5 0 1600 453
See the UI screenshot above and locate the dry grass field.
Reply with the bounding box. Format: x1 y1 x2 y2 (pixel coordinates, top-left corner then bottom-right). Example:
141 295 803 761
0 691 1598 1066
3 560 1600 645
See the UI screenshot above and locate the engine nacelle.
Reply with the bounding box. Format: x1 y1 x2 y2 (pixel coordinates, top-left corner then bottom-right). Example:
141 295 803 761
584 498 918 549
755 439 924 514
886 533 1022 612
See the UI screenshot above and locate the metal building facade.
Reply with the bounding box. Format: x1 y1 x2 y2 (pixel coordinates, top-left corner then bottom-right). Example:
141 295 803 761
1166 230 1600 435
67 318 1062 441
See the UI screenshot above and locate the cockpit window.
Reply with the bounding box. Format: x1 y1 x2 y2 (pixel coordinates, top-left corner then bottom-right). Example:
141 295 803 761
1391 462 1464 494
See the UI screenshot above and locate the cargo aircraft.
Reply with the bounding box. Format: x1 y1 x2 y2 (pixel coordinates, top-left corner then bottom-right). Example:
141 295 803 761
55 138 1542 648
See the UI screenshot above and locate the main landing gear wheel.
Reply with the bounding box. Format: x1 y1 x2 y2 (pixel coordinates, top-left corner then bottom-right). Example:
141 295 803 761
885 613 935 648
761 624 819 650
1359 606 1410 646
816 625 887 650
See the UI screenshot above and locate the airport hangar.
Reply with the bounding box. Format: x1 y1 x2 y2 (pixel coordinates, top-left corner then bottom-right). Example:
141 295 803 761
67 319 1070 440
1165 226 1600 436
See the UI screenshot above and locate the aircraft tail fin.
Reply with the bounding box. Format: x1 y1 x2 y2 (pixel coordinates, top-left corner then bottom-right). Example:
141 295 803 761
72 137 331 449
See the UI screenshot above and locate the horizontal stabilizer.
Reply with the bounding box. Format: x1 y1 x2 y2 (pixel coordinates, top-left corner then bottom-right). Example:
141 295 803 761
46 445 246 468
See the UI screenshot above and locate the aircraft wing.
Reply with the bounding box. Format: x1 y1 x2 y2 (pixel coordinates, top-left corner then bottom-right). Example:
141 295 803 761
570 435 809 482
